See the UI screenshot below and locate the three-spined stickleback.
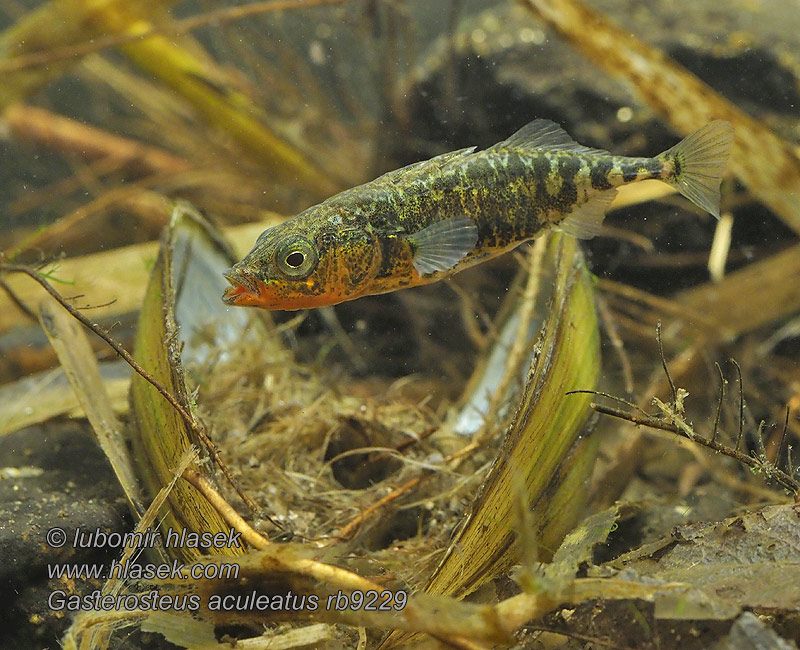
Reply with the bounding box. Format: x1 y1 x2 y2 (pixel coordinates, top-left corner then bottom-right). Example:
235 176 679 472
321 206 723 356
222 119 733 310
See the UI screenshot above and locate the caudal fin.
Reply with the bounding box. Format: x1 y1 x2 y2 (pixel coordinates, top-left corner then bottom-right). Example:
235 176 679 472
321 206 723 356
658 120 734 219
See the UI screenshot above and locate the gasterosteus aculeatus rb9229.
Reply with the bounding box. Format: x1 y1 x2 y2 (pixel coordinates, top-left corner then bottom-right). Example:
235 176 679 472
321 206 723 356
222 119 733 310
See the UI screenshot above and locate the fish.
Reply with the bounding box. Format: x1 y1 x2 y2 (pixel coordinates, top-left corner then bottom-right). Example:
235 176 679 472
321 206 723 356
222 118 733 310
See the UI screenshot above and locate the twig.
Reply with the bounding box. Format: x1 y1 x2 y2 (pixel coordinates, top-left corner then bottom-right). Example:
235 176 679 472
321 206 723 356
0 263 257 513
656 321 677 405
447 280 491 350
566 389 642 413
334 419 493 542
591 402 678 433
181 470 271 548
779 406 790 470
755 420 767 459
8 182 165 261
678 432 783 502
589 401 800 495
335 475 423 542
598 278 720 331
3 104 190 176
526 625 637 650
712 362 724 442
77 298 119 310
731 358 744 451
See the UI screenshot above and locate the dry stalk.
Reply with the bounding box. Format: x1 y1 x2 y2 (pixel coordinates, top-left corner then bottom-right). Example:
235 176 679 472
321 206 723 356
595 291 634 394
181 470 271 549
3 104 190 175
0 0 361 75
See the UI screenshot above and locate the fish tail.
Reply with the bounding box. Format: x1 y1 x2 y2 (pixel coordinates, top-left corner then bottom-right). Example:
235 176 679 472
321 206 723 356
658 120 733 219
657 120 734 219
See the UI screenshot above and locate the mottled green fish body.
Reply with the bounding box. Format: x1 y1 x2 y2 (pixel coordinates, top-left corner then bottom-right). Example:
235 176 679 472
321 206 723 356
223 119 733 310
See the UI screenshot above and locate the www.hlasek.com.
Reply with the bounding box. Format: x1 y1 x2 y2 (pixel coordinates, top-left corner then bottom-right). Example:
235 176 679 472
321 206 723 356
45 526 407 613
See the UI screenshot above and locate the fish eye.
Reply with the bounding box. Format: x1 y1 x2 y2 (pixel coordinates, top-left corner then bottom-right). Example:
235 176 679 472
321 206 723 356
275 236 318 278
285 251 305 268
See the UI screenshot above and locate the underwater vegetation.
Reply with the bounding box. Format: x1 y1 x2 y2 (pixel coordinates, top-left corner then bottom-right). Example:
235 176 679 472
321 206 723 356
0 1 799 649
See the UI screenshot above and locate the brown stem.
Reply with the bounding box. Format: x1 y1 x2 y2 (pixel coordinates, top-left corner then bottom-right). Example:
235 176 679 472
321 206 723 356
590 401 800 495
4 104 190 176
182 470 270 548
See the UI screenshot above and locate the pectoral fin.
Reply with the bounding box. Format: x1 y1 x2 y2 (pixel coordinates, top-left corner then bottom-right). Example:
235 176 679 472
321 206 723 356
407 217 479 276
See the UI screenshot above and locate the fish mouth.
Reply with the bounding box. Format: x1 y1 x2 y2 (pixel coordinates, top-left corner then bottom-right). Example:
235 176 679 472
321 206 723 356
222 267 261 306
222 266 349 310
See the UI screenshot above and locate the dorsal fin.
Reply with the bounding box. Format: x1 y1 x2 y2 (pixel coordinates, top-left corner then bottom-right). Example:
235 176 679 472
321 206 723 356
375 147 477 187
489 119 608 155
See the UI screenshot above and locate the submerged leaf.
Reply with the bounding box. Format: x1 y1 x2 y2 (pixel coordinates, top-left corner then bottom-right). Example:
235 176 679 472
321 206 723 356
129 204 252 562
38 298 144 516
170 201 268 367
545 504 620 587
594 504 800 621
426 233 601 599
647 505 800 615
